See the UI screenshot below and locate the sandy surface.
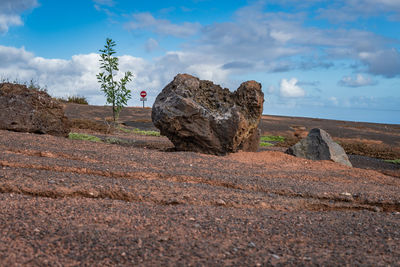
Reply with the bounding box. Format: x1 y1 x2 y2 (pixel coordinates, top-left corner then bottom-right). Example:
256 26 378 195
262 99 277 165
1 129 399 266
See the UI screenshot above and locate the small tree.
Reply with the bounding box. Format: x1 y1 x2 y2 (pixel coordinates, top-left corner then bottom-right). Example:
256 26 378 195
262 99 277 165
97 38 133 123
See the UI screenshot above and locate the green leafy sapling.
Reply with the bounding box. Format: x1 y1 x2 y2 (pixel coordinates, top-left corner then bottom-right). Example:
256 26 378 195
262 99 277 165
97 38 133 123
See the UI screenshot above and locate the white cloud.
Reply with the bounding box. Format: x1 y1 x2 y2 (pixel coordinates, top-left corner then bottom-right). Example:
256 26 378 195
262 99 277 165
0 0 38 33
126 12 201 38
280 78 305 98
0 14 23 33
92 0 115 6
339 74 377 87
329 96 339 106
145 38 159 53
272 0 400 21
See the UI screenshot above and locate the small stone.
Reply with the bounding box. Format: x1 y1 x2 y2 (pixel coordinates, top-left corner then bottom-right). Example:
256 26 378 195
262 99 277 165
137 238 142 248
216 199 226 206
271 254 280 259
373 206 381 212
158 236 169 242
33 228 40 233
340 192 352 197
121 252 126 257
88 191 99 197
248 242 256 248
166 198 180 205
189 217 196 221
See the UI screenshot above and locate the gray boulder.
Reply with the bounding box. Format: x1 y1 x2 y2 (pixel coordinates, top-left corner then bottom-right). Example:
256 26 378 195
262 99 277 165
152 74 264 155
286 128 352 167
0 83 70 137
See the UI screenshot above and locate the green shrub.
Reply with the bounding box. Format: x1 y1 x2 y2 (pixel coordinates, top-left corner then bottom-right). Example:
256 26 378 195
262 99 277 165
118 126 160 136
67 95 89 104
260 142 274 147
384 159 400 164
68 133 102 142
260 135 285 142
133 128 160 136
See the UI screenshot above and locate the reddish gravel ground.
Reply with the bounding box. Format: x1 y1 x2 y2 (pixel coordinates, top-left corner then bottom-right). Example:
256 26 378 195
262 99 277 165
1 126 400 266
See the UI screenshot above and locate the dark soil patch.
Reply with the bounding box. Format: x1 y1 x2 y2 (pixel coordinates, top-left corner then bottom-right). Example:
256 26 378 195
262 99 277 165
349 155 400 178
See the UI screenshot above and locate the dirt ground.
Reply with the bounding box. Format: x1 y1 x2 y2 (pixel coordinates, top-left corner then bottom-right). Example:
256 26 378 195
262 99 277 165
0 104 399 266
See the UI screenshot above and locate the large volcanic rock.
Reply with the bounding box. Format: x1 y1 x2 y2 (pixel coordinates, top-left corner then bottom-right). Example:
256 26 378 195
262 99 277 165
152 74 264 155
0 83 70 137
286 128 352 167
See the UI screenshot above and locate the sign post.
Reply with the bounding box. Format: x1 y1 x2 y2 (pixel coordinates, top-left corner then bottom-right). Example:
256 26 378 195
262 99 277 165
140 91 147 108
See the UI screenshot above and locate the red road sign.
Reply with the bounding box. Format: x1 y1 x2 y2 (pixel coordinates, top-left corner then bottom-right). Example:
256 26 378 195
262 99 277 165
140 91 147 98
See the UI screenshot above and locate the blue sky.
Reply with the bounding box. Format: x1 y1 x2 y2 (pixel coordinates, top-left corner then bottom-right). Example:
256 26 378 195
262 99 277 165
1 0 400 124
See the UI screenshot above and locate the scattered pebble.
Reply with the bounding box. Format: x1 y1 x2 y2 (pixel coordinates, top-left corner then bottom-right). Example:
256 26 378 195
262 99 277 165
216 199 226 206
373 206 381 212
88 191 99 197
340 192 352 197
166 199 180 205
248 242 256 248
271 254 280 259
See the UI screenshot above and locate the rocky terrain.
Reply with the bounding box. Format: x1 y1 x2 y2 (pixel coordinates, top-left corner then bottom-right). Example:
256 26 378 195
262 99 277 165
0 103 399 266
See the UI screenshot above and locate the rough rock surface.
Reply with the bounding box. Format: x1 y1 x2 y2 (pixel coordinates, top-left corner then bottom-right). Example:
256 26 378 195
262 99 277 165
0 83 70 137
286 128 352 167
152 74 264 155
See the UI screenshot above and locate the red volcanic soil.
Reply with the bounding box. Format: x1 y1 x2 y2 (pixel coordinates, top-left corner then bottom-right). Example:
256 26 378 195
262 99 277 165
0 104 399 266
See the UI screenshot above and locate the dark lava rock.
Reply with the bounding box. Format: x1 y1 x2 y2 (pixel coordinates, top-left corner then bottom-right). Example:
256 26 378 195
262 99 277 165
286 128 352 167
0 83 70 137
152 74 264 155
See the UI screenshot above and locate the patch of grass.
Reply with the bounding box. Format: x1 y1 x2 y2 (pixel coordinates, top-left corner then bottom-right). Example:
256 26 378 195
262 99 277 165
384 159 400 164
56 95 89 105
260 135 285 147
133 128 160 136
104 137 130 145
260 135 285 142
260 142 274 147
67 95 89 104
68 133 102 142
118 126 131 133
118 126 160 136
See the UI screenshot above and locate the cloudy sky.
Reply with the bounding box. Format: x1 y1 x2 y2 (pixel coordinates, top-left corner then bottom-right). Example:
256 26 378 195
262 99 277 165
1 0 400 123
